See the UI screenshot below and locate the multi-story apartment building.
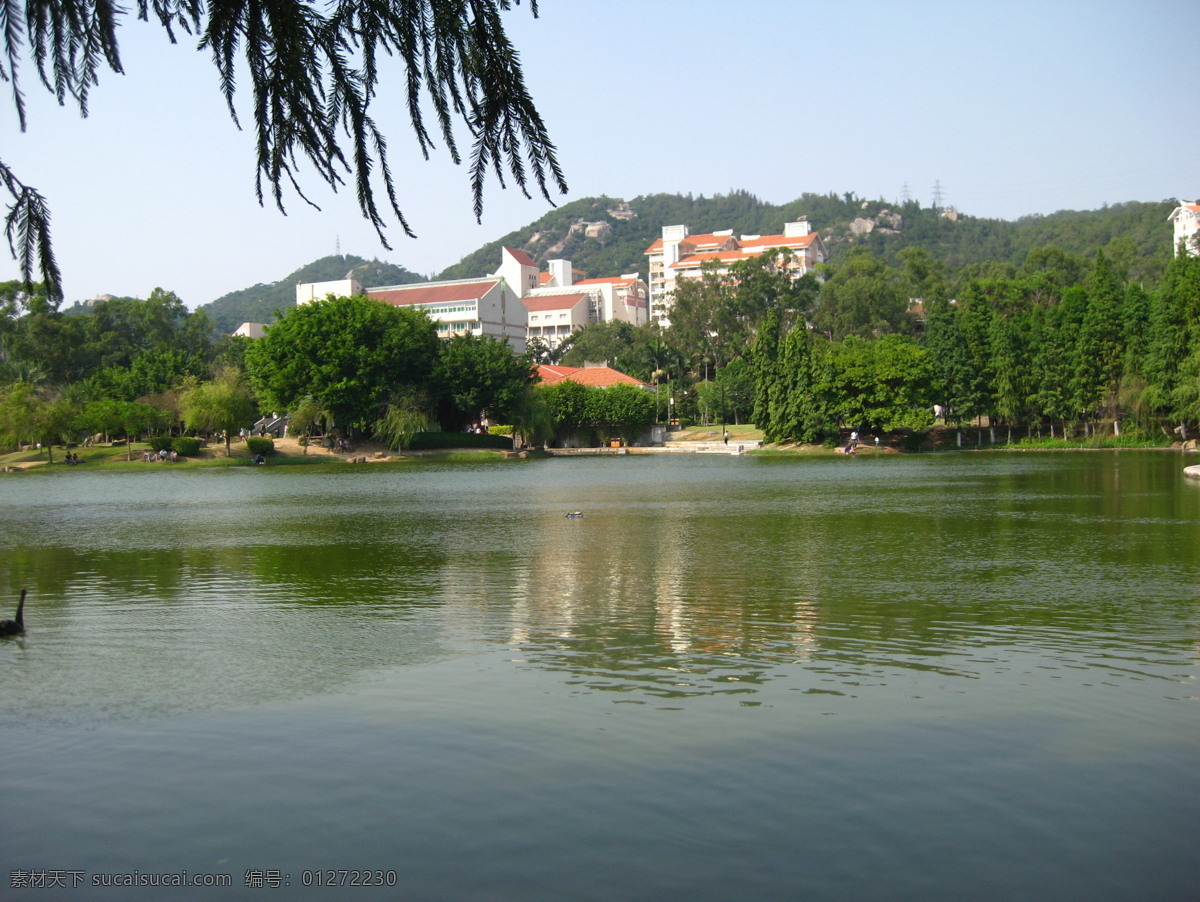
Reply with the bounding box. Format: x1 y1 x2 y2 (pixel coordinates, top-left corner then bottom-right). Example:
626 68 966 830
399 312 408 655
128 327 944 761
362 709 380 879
523 258 648 350
644 220 827 324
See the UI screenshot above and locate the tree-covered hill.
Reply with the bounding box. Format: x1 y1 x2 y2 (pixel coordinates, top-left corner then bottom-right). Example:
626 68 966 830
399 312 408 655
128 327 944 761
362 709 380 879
198 255 426 334
436 190 1182 287
197 192 1185 335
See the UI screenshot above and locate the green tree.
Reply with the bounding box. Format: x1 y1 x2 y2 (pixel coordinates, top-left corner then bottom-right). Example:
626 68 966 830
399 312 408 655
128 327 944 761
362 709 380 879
373 388 437 451
557 321 641 369
77 398 162 459
1074 252 1126 427
586 383 657 444
697 359 756 425
812 248 913 340
245 295 440 433
537 379 592 439
750 307 783 435
181 368 259 456
286 396 328 453
3 0 564 299
434 334 533 430
32 397 79 462
824 336 936 433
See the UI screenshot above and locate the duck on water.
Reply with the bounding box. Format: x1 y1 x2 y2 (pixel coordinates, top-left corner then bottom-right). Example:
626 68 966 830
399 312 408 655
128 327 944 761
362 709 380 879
1 589 25 636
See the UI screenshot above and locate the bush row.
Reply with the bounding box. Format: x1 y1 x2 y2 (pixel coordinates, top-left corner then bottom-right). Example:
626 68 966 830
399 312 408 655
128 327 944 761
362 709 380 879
145 436 202 456
406 432 513 451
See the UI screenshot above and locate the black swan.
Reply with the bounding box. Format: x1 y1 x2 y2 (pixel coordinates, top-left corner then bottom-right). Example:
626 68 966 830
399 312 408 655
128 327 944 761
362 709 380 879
0 589 25 636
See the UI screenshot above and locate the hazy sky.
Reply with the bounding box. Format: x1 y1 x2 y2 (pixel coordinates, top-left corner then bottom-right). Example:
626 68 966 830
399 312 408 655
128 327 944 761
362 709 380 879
4 0 1198 309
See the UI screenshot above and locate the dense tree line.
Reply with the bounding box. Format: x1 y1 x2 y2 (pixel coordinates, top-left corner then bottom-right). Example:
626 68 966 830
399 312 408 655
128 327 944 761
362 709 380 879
4 233 1198 460
543 245 1200 441
0 288 654 458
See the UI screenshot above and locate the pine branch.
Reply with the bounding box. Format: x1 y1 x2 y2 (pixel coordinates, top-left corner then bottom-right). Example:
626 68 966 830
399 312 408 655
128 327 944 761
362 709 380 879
1 160 62 300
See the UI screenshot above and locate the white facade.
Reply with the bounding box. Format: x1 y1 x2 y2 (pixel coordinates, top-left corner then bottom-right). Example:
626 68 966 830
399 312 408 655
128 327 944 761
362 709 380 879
366 278 525 352
291 246 648 357
521 259 648 348
1169 203 1200 257
523 293 590 349
644 220 826 324
296 278 362 305
233 322 268 339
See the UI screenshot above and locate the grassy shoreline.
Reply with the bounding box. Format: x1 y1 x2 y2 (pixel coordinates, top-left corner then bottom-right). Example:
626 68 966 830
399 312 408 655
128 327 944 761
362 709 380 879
2 429 1192 473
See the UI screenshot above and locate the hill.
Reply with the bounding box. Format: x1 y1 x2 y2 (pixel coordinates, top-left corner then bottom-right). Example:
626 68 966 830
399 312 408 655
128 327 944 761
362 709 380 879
199 255 426 333
436 190 1179 286
198 192 1183 333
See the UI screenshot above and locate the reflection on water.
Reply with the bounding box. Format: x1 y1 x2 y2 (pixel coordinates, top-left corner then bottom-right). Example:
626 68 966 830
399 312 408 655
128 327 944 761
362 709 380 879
1 453 1198 900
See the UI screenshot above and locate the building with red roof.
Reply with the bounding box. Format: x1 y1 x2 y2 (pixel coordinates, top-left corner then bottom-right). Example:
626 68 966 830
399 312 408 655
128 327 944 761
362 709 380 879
644 220 826 324
522 258 648 350
536 364 650 389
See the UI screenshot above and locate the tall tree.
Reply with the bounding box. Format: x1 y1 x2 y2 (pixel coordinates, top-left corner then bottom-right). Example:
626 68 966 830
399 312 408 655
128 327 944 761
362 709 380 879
3 0 565 299
180 367 259 456
245 295 440 432
434 334 534 430
812 248 913 340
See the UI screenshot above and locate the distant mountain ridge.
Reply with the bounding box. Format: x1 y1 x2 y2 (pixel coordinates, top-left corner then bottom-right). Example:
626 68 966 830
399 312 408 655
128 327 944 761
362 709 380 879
199 255 425 333
436 191 1179 285
200 191 1183 333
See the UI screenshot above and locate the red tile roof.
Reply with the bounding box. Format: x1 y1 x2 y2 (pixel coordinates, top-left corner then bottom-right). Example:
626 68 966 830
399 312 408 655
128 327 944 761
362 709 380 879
573 277 637 287
739 233 818 250
681 233 736 251
672 250 752 269
368 280 498 306
522 293 588 312
536 365 650 388
503 247 536 266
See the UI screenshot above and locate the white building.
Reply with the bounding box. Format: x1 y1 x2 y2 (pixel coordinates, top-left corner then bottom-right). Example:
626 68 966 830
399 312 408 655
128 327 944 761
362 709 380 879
294 248 528 352
644 220 827 323
233 321 268 339
1169 202 1200 257
293 247 647 354
365 277 525 352
522 257 648 348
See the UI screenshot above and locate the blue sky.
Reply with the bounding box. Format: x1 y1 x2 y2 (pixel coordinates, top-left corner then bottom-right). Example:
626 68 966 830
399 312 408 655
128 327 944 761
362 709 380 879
4 0 1198 309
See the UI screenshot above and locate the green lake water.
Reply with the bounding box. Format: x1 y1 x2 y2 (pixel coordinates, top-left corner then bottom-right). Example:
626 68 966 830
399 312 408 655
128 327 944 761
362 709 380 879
1 452 1198 900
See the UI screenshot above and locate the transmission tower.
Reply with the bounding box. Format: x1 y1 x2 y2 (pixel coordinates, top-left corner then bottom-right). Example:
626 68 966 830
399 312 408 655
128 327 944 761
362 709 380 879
931 180 944 211
901 182 912 204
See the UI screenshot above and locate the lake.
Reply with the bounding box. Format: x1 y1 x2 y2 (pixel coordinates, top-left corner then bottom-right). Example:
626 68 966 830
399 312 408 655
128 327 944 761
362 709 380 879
1 452 1198 901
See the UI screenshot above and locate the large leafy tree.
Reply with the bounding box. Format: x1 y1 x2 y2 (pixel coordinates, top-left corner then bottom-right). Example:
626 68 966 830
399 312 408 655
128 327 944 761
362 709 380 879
434 333 533 430
180 367 259 456
244 295 440 432
670 252 816 369
812 247 913 340
2 0 565 300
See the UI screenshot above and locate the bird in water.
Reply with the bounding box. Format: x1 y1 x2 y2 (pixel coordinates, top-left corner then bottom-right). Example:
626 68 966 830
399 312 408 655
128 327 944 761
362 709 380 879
0 589 25 636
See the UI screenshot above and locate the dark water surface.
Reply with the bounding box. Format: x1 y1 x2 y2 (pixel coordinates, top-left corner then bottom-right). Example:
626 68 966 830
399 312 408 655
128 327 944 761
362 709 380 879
1 452 1198 900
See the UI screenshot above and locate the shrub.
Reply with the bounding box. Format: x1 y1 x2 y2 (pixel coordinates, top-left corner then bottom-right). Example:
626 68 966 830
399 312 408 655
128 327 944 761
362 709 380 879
246 436 275 455
146 435 173 451
488 425 514 436
406 432 512 450
172 436 201 457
